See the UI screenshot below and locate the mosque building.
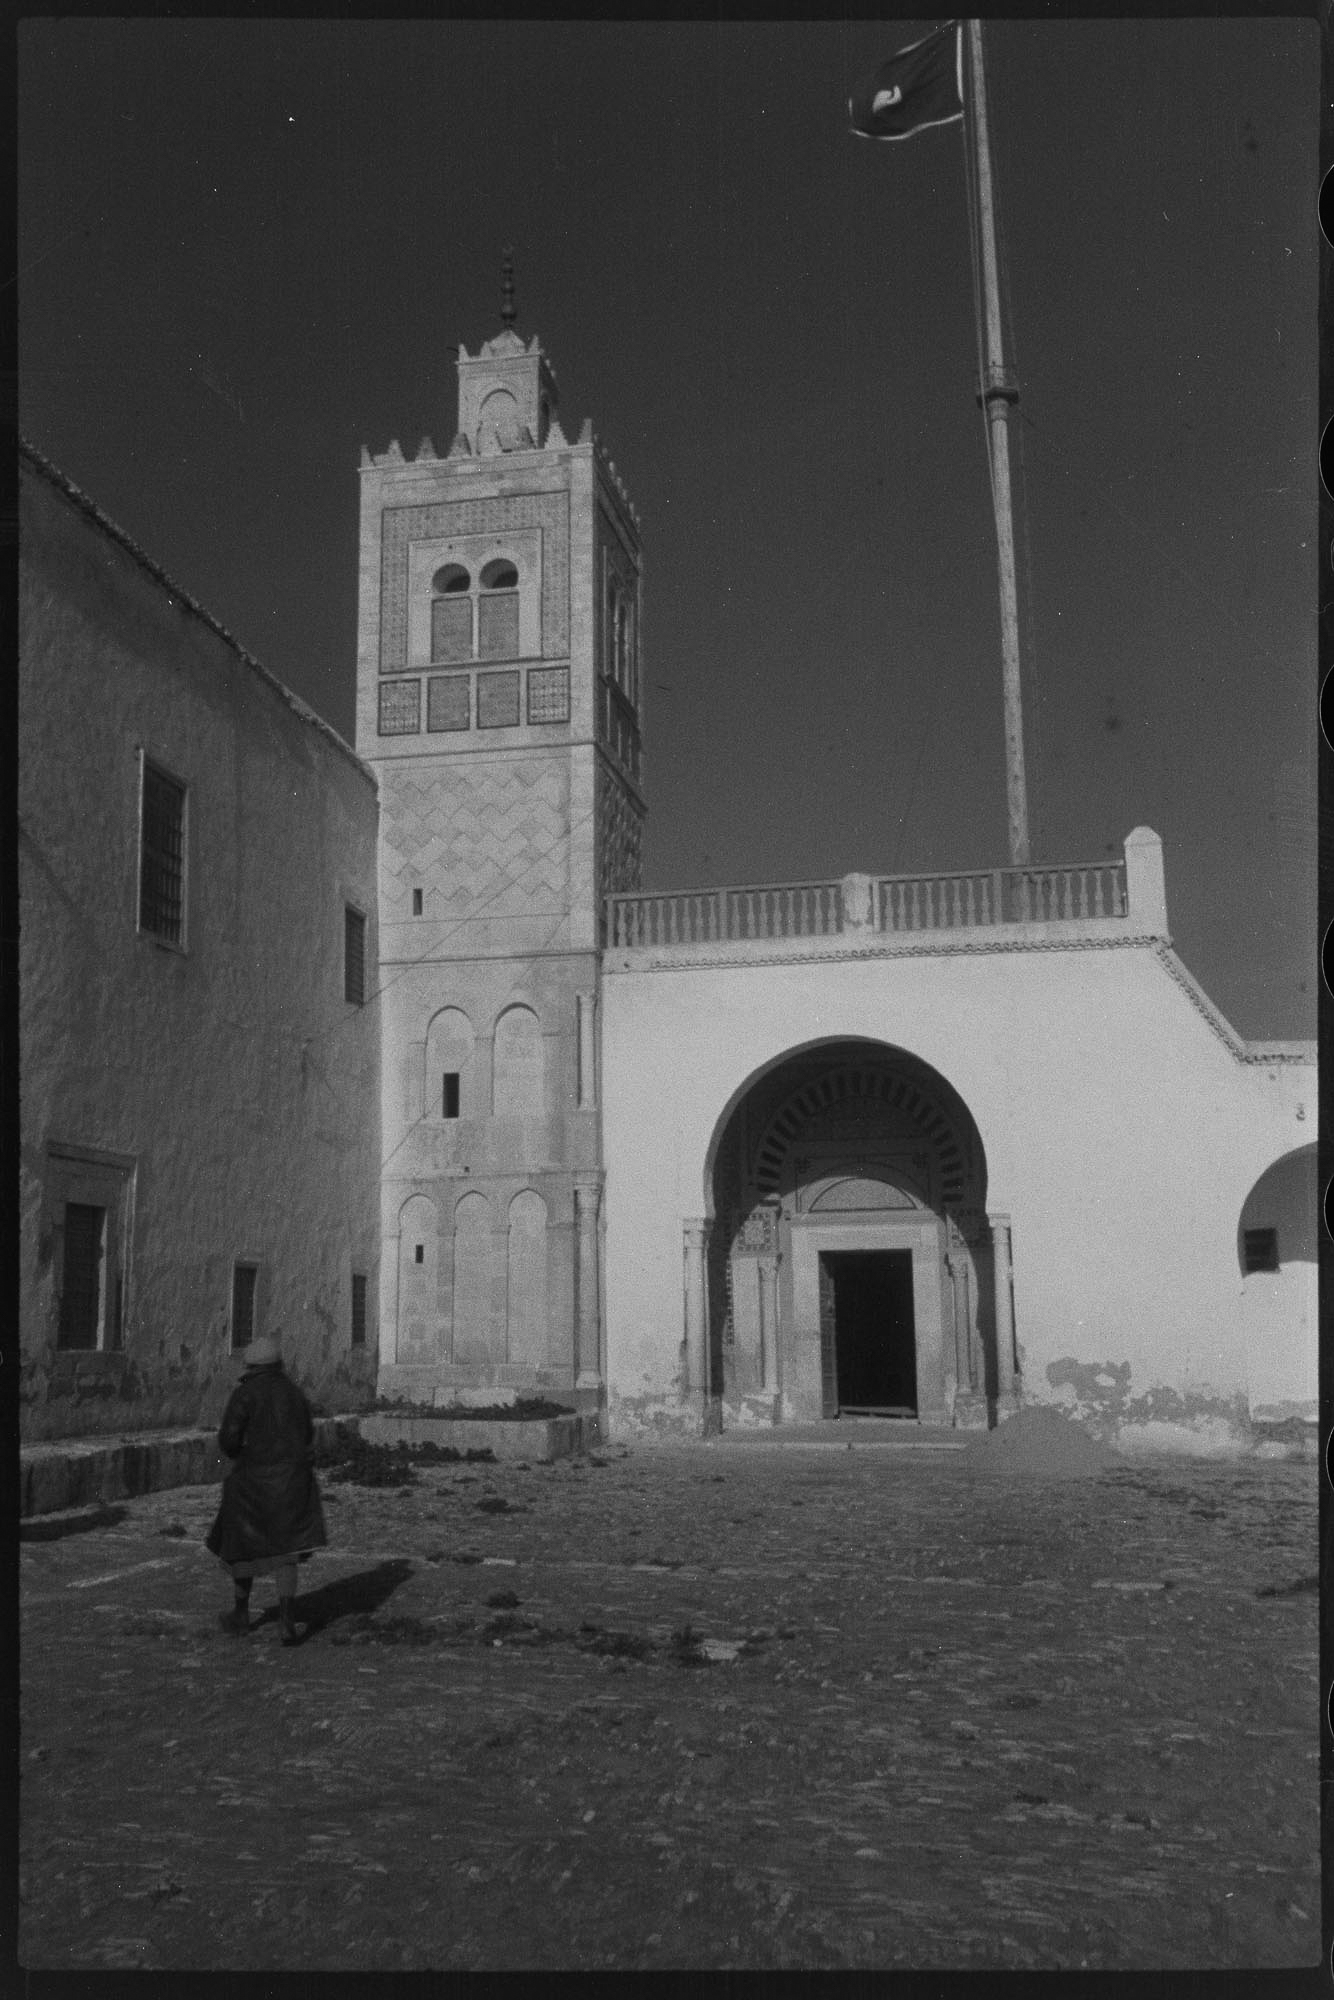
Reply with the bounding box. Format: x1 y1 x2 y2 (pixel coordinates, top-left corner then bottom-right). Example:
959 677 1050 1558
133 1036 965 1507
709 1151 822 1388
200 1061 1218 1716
18 302 1316 1452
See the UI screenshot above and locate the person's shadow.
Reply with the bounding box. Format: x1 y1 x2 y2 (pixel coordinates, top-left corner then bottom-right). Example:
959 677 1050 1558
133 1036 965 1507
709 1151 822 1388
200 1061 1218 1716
254 1557 414 1642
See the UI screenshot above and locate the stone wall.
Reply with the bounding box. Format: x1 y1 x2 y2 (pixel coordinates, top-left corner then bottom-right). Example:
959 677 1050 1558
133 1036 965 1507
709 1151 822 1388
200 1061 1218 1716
19 451 383 1438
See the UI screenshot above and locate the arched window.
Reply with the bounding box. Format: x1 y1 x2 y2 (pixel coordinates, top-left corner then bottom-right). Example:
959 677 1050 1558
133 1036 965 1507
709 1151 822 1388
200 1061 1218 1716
429 556 522 665
431 565 473 664
424 1006 475 1121
478 560 520 660
395 1194 439 1364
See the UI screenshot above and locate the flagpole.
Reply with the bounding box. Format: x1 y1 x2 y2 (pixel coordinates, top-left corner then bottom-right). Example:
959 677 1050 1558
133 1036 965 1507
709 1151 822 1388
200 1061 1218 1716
965 18 1031 869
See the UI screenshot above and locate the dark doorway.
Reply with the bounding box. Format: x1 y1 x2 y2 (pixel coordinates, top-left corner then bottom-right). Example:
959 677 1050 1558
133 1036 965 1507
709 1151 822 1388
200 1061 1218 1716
819 1250 917 1415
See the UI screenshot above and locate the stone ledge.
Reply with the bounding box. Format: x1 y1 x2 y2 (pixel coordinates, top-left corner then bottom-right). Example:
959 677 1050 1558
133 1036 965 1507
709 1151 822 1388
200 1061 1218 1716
19 1416 361 1519
357 1411 601 1462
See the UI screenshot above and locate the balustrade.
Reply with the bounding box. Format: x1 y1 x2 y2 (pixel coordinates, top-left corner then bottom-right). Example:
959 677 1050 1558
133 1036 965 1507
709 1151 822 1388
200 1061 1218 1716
606 858 1128 948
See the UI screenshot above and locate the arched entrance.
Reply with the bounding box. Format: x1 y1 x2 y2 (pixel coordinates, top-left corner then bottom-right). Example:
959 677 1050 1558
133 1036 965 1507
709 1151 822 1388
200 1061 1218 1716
705 1040 998 1428
1236 1144 1317 1422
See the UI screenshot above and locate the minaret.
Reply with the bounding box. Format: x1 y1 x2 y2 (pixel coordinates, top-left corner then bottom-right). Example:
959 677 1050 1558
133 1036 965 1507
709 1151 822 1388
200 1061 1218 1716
355 267 645 1412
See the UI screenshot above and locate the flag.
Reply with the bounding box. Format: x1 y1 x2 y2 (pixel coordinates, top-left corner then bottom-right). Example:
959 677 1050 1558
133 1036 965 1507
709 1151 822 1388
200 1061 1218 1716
849 22 964 142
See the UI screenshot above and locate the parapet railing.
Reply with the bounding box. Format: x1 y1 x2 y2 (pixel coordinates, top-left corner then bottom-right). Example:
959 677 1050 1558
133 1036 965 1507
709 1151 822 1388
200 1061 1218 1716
604 859 1129 948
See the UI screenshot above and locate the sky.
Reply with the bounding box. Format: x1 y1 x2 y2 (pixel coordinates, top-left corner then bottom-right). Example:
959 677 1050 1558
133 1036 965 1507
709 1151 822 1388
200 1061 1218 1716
18 17 1319 1038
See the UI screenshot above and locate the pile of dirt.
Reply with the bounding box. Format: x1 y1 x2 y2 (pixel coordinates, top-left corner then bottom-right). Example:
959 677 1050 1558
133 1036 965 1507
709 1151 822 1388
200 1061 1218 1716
371 1397 573 1422
324 1438 496 1486
964 1406 1114 1479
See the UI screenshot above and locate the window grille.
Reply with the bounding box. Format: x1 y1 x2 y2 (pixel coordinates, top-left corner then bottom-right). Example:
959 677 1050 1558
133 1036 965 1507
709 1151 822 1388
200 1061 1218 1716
527 666 570 724
427 673 471 732
477 671 521 729
58 1203 104 1349
231 1264 257 1350
478 592 519 660
351 1272 367 1348
1243 1227 1279 1274
378 678 421 736
345 907 367 1005
431 596 472 664
139 761 185 943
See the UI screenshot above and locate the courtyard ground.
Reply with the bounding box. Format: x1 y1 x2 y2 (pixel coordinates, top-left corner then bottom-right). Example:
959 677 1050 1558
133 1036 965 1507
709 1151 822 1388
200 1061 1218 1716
18 1415 1322 1974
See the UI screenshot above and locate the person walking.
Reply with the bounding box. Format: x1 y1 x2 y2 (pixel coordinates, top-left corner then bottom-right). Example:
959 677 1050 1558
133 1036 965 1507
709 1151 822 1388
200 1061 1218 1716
206 1330 327 1645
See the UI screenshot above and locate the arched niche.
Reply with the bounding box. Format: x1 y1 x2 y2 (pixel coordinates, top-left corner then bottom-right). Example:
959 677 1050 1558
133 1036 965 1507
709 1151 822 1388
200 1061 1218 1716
493 1004 544 1117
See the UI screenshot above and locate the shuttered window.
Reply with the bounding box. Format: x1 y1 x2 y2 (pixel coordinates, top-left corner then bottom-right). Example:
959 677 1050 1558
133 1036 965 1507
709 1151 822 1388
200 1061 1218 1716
477 591 519 660
58 1203 104 1349
139 762 186 944
231 1264 257 1350
345 907 366 1005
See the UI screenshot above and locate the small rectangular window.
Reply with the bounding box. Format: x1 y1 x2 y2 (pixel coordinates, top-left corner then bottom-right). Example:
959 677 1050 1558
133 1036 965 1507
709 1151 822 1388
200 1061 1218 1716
427 672 471 733
139 760 186 944
345 907 366 1005
477 670 521 729
231 1263 258 1350
351 1272 367 1348
414 1244 425 1265
412 888 423 915
58 1203 105 1349
378 677 421 736
1243 1227 1279 1274
443 1072 461 1119
478 592 519 660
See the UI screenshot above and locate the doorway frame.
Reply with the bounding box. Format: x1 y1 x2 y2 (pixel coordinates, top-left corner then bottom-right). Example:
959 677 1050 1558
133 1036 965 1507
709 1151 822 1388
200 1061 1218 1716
788 1215 949 1423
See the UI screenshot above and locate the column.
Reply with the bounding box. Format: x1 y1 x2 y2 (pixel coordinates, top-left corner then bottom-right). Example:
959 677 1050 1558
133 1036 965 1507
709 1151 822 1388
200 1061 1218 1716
576 992 597 1110
574 1177 602 1388
989 1213 1019 1410
761 1258 783 1395
682 1219 710 1411
947 1254 971 1389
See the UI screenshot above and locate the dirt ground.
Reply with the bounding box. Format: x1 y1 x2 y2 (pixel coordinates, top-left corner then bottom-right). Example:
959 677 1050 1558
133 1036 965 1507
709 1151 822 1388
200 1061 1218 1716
18 1420 1322 1972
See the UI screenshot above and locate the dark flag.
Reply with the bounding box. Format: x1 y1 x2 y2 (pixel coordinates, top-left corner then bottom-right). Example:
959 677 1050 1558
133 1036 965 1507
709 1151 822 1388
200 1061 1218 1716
849 22 964 142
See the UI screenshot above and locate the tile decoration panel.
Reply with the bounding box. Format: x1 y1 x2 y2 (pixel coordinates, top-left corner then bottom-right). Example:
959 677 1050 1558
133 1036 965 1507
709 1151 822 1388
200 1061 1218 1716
379 757 571 927
597 761 645 903
478 671 521 729
427 674 470 732
379 678 421 735
527 667 570 724
381 493 569 672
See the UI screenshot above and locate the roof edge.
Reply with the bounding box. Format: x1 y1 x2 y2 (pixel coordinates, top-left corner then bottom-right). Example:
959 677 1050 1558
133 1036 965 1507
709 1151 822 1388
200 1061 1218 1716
19 439 376 791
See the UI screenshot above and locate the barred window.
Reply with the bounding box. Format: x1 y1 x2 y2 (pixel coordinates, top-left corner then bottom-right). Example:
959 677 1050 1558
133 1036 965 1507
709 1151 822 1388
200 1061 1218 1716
528 666 570 724
378 678 421 736
351 1272 368 1348
477 670 521 729
427 673 471 733
345 906 367 1005
478 590 519 660
431 594 472 664
139 760 186 944
231 1263 258 1351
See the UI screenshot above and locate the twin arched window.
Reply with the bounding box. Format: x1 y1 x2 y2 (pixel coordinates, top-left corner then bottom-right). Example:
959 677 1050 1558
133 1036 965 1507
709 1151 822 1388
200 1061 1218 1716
431 558 520 664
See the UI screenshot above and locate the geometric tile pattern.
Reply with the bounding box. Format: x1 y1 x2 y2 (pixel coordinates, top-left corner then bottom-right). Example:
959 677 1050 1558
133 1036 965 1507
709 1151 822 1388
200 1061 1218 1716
380 756 570 931
381 493 569 671
598 761 644 905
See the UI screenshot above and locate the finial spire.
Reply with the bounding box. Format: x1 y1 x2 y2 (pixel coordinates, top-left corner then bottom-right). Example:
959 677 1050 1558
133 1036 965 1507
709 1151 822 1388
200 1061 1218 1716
500 248 516 329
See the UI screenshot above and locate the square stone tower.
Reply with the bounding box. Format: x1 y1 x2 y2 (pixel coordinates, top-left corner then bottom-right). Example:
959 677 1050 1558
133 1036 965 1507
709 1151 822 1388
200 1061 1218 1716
356 315 645 1411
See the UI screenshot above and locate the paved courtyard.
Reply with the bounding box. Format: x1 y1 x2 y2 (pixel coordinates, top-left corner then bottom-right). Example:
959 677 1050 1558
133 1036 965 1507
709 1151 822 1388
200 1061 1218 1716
19 1417 1321 1973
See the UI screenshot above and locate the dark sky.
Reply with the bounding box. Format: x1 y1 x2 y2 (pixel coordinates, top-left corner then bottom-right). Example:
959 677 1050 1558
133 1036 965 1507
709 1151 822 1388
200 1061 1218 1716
18 18 1318 1038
